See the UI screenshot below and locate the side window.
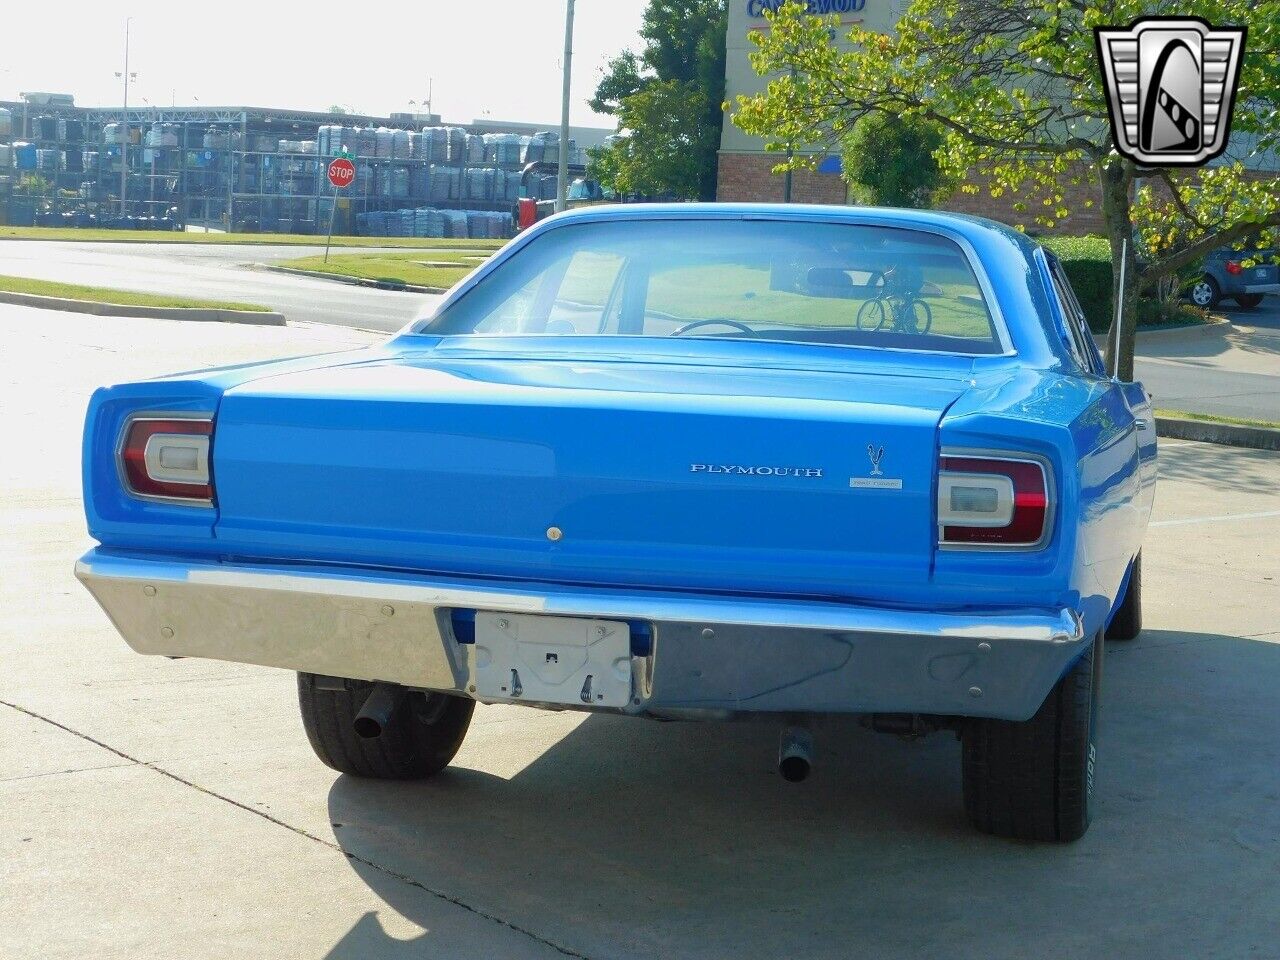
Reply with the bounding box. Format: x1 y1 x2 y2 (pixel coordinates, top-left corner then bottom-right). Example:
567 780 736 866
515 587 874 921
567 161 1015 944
547 251 625 334
473 250 625 335
1046 256 1103 375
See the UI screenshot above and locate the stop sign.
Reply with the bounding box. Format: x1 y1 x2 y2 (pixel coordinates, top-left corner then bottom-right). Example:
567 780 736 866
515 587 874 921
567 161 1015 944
327 157 356 189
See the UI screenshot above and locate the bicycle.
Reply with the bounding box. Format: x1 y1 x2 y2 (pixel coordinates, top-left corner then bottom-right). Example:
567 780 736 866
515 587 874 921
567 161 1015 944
855 289 934 334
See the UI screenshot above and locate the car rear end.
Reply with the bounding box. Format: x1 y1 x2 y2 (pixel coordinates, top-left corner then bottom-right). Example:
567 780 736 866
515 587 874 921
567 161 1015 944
74 207 1152 841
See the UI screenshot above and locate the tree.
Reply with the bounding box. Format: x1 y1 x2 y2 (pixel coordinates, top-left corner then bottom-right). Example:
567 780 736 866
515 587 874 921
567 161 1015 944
730 0 1280 380
842 113 950 208
588 81 720 198
589 0 727 200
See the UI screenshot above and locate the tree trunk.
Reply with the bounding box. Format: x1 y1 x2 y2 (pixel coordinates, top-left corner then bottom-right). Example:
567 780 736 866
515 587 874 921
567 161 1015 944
1099 158 1141 382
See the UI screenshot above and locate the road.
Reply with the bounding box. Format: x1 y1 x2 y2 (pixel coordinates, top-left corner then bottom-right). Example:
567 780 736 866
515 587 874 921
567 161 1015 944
3 304 1279 959
0 239 438 332
1135 298 1280 422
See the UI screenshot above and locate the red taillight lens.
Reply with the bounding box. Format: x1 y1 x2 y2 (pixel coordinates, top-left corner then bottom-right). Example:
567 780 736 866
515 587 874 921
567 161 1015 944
939 455 1048 547
1226 260 1243 275
120 417 214 504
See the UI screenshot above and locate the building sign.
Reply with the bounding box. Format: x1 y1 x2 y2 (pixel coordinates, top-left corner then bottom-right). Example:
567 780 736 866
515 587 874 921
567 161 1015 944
747 0 866 16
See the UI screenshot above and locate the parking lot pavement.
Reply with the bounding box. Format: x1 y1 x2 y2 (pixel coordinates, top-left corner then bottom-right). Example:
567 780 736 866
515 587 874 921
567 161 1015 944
3 305 1279 959
1135 298 1280 421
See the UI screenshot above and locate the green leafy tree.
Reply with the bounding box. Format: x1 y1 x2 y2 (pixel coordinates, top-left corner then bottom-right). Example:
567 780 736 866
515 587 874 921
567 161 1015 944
589 80 720 198
842 113 950 207
589 0 728 200
731 0 1280 379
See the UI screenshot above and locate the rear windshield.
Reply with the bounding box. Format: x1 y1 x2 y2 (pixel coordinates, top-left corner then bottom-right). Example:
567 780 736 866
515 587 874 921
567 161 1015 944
422 219 1003 354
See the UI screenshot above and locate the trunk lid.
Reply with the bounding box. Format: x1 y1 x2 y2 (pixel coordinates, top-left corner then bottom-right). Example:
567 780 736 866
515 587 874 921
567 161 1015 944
211 350 970 598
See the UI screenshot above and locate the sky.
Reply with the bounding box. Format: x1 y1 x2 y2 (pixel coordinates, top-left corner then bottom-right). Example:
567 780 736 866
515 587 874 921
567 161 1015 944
0 0 649 129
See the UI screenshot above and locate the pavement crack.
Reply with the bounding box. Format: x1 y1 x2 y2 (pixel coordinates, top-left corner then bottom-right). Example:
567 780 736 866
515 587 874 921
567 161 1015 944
0 761 135 784
0 697 592 960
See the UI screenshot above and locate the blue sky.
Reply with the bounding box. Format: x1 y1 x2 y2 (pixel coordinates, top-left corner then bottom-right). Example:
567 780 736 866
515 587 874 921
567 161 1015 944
2 1 649 128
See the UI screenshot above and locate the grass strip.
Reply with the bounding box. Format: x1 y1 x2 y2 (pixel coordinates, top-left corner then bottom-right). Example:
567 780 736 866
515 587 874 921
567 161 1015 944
0 275 270 312
277 250 487 288
1156 409 1280 431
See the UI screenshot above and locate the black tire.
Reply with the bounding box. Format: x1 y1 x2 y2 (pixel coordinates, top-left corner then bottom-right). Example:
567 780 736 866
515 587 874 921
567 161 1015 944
1106 553 1142 641
297 673 474 779
1189 275 1221 309
962 635 1102 842
1233 293 1264 309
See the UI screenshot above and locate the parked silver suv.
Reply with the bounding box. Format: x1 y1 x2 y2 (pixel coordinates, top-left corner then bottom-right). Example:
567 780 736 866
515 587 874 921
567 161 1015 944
1190 247 1279 309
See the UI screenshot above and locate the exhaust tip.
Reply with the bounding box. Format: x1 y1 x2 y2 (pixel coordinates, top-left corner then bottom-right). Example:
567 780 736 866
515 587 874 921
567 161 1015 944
353 682 406 740
778 725 814 783
779 754 811 783
353 716 384 740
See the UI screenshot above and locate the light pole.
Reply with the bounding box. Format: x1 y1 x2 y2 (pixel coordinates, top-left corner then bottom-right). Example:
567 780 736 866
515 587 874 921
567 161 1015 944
115 18 134 216
556 0 575 213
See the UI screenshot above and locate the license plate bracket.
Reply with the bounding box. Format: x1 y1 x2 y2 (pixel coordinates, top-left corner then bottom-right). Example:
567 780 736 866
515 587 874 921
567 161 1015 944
471 612 632 708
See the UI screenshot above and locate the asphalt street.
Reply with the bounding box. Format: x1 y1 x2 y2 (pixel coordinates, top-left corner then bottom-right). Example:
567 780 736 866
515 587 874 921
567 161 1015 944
1135 300 1280 422
3 305 1279 959
0 239 439 332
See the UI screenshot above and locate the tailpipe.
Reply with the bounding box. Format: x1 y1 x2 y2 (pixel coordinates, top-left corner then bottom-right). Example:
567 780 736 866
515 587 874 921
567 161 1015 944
778 725 813 783
353 683 407 739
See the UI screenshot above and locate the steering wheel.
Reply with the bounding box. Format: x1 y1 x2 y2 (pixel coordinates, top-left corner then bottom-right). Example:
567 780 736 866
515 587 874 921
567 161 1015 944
671 318 754 337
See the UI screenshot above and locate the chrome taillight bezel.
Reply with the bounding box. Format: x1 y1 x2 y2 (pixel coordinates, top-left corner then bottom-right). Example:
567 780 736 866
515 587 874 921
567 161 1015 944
937 449 1054 551
116 412 215 507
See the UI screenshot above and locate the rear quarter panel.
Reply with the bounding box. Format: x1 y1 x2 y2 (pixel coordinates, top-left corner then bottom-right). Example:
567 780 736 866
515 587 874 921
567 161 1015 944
939 365 1154 637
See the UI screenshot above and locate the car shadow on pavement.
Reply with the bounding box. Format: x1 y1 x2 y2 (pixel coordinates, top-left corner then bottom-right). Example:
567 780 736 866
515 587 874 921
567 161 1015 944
319 629 1280 960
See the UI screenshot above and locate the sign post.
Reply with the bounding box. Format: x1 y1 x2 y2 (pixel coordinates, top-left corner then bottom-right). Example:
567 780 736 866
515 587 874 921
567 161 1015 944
324 155 356 263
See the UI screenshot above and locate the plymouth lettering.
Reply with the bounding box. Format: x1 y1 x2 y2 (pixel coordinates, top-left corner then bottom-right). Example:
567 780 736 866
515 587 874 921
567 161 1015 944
690 464 824 477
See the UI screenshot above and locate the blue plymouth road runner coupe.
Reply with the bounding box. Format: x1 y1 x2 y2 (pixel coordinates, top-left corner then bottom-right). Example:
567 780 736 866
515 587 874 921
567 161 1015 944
77 205 1155 842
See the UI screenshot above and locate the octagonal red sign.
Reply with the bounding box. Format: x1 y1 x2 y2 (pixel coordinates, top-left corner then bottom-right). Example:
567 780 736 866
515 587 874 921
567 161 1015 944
327 157 356 189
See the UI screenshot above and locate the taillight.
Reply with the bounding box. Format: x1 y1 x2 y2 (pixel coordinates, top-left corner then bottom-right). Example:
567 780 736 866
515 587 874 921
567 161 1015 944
119 416 214 505
1226 260 1243 275
938 454 1049 548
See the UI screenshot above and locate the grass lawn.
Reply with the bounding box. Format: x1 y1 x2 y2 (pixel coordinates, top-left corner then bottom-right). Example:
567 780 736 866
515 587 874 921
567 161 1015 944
0 275 270 312
0 225 506 251
278 250 492 288
1156 409 1280 431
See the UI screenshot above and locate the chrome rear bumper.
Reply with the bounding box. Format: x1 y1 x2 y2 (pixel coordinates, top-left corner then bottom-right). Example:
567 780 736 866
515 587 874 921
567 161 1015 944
76 549 1087 722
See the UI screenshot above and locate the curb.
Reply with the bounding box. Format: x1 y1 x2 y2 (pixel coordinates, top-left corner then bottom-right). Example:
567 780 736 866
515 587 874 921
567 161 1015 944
1135 317 1229 341
258 263 447 295
0 290 286 326
1156 415 1280 451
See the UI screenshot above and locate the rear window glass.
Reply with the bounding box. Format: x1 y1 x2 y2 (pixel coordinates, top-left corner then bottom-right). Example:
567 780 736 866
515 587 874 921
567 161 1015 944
423 219 1003 354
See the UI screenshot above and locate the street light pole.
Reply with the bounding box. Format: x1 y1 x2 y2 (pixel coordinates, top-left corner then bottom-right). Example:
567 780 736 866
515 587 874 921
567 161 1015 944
119 18 132 217
556 0 575 213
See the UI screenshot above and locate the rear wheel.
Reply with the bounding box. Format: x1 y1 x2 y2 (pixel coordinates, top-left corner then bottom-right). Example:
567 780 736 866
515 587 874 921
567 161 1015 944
1106 553 1142 641
962 635 1102 842
1189 276 1221 308
297 674 474 779
1234 293 1264 309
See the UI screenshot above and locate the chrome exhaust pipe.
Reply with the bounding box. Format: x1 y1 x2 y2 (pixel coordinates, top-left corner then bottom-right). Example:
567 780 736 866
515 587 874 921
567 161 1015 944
778 725 813 783
353 683 406 739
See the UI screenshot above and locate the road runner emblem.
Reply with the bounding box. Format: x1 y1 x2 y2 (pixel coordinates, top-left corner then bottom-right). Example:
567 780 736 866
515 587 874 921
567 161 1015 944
867 444 885 476
851 443 902 490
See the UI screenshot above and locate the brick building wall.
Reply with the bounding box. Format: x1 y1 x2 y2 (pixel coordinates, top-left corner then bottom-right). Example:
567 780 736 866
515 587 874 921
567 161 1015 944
717 153 848 205
717 151 1108 236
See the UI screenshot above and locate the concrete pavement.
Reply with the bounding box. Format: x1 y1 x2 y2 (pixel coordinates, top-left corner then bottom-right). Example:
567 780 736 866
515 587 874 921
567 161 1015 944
3 305 1280 959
